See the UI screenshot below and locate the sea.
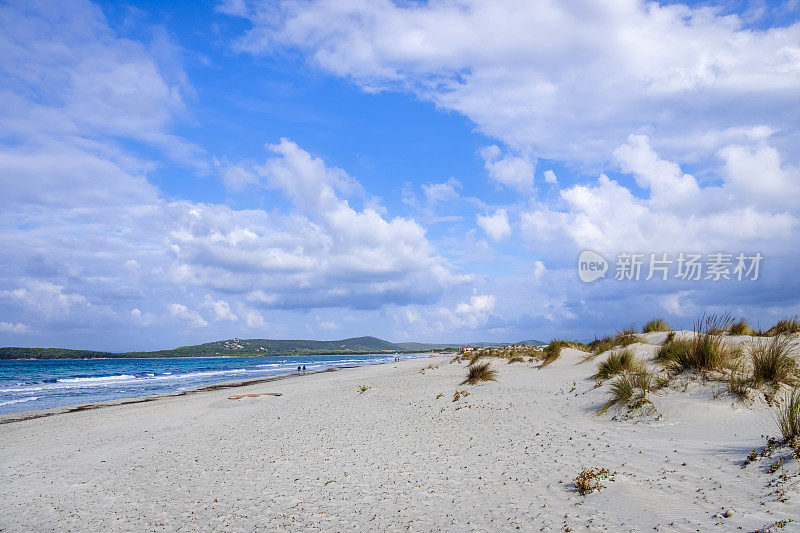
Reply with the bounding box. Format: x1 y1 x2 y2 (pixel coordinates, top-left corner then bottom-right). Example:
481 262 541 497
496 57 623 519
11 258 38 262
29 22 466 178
0 352 430 415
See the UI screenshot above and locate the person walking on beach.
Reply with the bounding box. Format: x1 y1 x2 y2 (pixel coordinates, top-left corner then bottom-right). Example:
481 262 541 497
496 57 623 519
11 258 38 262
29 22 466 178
302 365 306 372
297 365 301 372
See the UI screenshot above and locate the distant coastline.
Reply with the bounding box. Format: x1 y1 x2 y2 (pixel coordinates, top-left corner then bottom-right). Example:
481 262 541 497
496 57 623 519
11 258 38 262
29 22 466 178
0 336 545 360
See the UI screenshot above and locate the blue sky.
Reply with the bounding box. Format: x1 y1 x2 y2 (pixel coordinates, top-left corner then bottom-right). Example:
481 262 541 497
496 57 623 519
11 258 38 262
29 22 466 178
1 0 799 350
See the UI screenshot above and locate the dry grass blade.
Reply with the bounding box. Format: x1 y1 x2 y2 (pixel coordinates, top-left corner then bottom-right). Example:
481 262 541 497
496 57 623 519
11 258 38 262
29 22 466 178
460 362 497 385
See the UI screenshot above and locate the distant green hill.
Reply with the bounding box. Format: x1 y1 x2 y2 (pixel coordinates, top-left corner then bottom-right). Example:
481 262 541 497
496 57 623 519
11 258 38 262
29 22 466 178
0 336 456 360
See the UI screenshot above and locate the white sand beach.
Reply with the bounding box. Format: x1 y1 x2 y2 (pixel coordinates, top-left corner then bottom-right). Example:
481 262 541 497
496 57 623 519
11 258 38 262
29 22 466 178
1 336 797 532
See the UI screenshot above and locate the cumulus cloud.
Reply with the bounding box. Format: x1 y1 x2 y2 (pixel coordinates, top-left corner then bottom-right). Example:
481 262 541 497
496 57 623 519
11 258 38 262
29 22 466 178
439 293 496 330
476 209 511 241
543 170 558 185
167 140 464 309
521 137 798 257
228 0 800 165
244 310 268 329
479 145 535 191
203 295 238 322
422 177 461 204
0 321 29 334
168 303 208 328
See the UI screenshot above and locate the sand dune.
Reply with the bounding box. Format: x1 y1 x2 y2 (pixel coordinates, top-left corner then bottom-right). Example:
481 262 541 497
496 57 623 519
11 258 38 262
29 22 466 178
0 336 797 532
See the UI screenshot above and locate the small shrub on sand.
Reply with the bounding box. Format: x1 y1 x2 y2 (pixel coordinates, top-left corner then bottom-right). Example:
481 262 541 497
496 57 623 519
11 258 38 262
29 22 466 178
541 339 570 367
656 337 694 372
507 356 524 364
728 360 752 400
460 362 497 385
657 316 741 373
730 319 755 336
692 333 740 371
767 316 800 336
752 336 798 387
574 468 613 495
643 318 672 333
358 385 370 394
588 336 615 355
775 385 800 440
595 349 638 380
598 370 651 413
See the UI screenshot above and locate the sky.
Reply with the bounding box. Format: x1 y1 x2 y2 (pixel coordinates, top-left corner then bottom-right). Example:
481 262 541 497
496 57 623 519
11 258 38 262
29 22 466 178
1 0 799 351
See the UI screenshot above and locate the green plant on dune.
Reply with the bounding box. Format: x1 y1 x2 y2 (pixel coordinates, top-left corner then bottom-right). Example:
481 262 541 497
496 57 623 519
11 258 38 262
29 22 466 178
597 370 652 414
775 385 800 441
752 336 798 388
730 319 755 336
358 385 370 394
766 316 800 336
460 362 497 385
642 318 672 333
657 315 741 374
656 337 694 372
574 467 613 495
728 360 752 400
594 349 639 380
540 339 570 367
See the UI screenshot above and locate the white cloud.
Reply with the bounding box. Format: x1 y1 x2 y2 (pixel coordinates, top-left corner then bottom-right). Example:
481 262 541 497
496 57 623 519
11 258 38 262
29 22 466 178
543 170 558 185
476 209 511 241
130 308 156 327
422 177 460 204
0 321 29 334
521 139 798 256
230 0 800 166
613 134 700 208
439 293 496 330
167 303 208 328
660 291 697 317
315 316 338 330
2 280 90 320
203 295 238 322
479 145 535 191
244 310 268 329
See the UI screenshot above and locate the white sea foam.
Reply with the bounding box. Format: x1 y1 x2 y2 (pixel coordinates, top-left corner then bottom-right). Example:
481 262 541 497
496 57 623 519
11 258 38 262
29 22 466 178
0 396 39 407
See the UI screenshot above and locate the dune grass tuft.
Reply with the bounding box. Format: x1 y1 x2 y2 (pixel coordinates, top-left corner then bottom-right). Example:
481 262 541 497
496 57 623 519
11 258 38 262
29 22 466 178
752 336 798 387
541 339 570 367
730 319 755 336
460 362 497 385
656 337 694 372
728 360 752 400
775 385 800 440
598 370 651 413
642 318 672 333
657 315 741 373
594 349 639 380
767 316 800 336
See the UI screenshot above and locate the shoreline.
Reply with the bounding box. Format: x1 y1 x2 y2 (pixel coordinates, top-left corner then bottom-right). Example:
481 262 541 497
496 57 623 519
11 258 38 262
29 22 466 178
0 354 436 425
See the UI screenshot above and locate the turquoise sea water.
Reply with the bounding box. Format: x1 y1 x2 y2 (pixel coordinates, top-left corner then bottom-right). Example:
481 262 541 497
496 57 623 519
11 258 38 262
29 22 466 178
0 353 429 414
